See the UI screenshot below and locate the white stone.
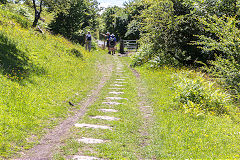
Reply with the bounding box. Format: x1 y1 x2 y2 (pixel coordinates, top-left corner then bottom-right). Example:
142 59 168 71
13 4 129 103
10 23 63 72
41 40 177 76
98 109 118 112
106 97 128 100
114 82 127 84
109 91 124 95
111 84 124 87
74 123 111 130
72 155 99 160
78 137 105 144
108 88 125 90
91 116 120 121
102 102 123 105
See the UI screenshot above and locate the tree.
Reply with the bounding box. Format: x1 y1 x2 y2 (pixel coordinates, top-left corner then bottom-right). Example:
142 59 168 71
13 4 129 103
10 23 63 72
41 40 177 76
49 0 98 42
32 0 43 27
0 0 7 4
30 0 71 27
101 6 121 34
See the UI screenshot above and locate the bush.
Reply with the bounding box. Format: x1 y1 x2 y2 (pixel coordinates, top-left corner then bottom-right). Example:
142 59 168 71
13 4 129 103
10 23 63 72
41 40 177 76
68 48 83 58
131 44 153 67
173 71 231 115
0 0 7 4
206 57 240 96
193 15 240 96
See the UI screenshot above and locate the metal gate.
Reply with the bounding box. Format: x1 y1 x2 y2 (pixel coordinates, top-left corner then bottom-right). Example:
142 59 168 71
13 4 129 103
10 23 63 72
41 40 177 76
121 40 138 53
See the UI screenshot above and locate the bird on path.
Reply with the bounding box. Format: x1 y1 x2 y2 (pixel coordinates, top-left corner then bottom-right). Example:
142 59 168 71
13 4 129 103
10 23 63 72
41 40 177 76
69 101 75 106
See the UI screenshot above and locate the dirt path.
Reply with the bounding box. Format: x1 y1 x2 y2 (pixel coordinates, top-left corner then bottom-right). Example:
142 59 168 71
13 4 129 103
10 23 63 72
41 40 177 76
130 67 154 159
18 56 114 160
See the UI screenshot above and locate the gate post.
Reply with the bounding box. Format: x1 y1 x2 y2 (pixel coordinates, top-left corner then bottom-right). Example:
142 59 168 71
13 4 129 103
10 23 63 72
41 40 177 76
120 39 124 54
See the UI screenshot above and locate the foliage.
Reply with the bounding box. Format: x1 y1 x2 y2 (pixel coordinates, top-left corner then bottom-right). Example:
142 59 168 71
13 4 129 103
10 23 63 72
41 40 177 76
208 57 240 96
138 0 211 65
173 71 231 115
68 48 83 58
123 0 145 39
182 0 239 17
125 19 140 40
193 15 240 95
49 0 98 43
131 43 153 67
0 5 32 28
101 6 122 38
101 0 145 40
0 0 6 4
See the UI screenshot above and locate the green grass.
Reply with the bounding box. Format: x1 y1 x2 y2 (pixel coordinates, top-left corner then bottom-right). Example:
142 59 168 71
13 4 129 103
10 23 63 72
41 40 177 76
136 66 240 159
0 6 108 158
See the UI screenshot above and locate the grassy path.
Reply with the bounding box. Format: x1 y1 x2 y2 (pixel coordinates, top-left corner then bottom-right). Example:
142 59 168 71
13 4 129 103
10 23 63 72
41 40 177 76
19 53 114 159
51 55 145 159
51 54 240 159
10 52 240 159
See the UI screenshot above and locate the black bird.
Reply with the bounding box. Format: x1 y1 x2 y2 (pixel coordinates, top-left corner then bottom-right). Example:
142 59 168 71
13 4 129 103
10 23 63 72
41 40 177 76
69 101 75 106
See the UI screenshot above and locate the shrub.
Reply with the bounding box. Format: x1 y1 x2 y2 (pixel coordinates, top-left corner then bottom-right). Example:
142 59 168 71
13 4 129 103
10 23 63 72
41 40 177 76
206 57 240 96
131 44 153 67
68 48 83 58
193 15 240 96
173 71 231 115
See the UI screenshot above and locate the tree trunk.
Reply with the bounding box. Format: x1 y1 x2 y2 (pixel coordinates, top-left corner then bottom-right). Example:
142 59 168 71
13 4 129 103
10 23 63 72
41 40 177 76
33 17 39 27
32 0 42 27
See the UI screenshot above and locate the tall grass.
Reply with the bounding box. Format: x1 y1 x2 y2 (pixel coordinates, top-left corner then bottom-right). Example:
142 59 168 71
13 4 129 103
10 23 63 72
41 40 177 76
136 66 240 159
0 6 104 158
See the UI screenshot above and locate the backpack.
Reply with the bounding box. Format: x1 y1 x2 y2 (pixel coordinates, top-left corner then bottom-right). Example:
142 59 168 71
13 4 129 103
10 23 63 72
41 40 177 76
86 34 91 41
109 37 115 46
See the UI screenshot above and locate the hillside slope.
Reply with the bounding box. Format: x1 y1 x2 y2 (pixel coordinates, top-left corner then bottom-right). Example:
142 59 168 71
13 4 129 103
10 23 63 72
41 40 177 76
0 5 105 158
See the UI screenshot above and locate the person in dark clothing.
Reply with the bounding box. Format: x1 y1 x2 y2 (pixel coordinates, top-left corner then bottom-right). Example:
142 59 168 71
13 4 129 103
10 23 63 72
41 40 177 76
85 31 92 52
109 34 117 55
106 32 111 54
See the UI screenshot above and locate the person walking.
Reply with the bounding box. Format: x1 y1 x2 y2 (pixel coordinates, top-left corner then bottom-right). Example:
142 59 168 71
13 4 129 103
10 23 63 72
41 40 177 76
85 31 92 52
105 32 110 54
109 34 117 55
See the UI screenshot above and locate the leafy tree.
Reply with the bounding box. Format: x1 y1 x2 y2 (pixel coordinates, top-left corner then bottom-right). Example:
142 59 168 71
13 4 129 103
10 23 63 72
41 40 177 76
193 15 240 95
182 0 239 17
114 10 128 39
0 0 7 4
124 0 145 39
20 0 71 27
49 0 98 43
101 6 122 35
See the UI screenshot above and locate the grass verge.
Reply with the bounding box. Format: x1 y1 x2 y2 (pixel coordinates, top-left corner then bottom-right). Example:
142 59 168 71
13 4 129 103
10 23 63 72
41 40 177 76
136 66 240 159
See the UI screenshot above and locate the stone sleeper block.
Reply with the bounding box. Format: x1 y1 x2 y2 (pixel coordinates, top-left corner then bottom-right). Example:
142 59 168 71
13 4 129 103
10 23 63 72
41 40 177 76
102 102 123 105
91 116 120 121
74 123 111 130
98 109 118 112
114 82 127 84
72 155 100 160
78 137 105 144
106 97 128 100
108 88 125 90
111 84 124 87
109 91 124 94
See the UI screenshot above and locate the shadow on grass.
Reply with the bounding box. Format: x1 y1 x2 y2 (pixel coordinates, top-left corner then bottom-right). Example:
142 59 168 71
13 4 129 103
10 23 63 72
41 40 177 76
0 32 46 84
